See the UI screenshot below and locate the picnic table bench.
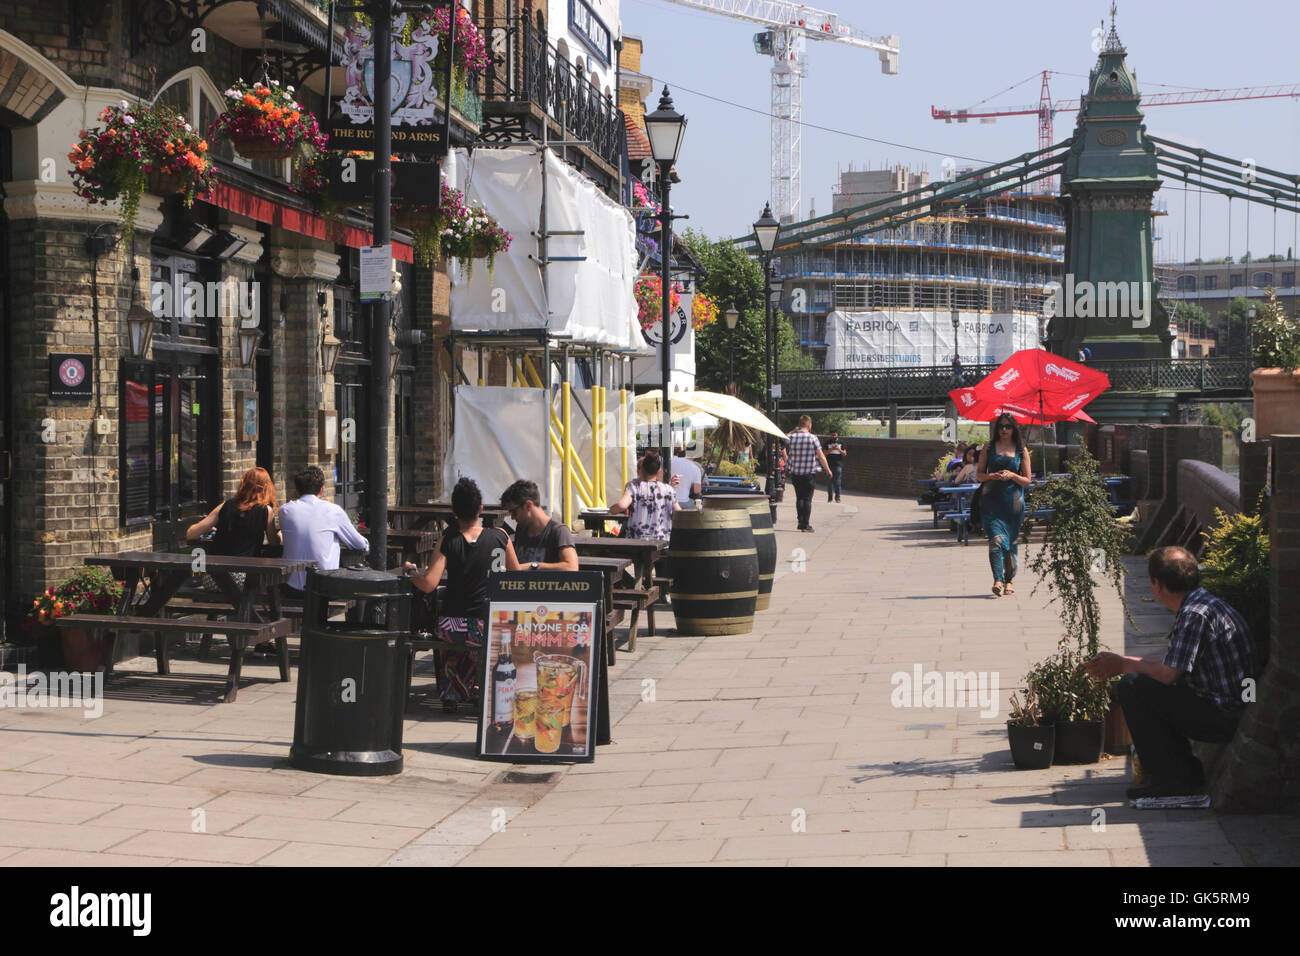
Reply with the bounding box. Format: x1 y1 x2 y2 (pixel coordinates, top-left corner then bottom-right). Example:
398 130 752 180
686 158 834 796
388 504 511 533
64 552 312 702
573 537 667 652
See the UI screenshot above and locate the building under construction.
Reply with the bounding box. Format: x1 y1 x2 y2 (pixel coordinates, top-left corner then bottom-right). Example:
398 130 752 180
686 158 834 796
777 165 1065 368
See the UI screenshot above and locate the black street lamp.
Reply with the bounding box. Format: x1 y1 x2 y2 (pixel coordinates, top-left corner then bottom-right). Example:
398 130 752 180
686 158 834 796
724 305 740 388
950 306 961 387
752 202 780 484
645 87 687 482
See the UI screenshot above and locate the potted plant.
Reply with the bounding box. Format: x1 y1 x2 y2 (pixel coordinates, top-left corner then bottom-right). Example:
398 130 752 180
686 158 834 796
209 77 326 163
445 195 511 281
1025 450 1134 763
1248 288 1300 438
29 567 124 672
68 101 216 245
1007 687 1055 769
1028 640 1114 764
692 293 720 332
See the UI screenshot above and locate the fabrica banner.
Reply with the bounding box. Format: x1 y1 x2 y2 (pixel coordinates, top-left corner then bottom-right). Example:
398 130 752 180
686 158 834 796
825 310 1040 369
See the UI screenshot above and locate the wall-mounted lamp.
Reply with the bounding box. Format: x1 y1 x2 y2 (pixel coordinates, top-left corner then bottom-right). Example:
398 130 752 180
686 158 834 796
238 324 261 367
175 222 215 254
201 229 248 261
127 301 155 358
320 330 341 374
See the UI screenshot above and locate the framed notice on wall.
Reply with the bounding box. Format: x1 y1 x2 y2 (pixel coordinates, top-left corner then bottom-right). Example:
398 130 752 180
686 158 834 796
49 353 93 399
477 571 604 763
237 391 258 442
319 409 339 455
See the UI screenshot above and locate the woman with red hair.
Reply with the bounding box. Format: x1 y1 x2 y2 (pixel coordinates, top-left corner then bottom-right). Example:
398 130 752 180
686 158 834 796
186 467 282 589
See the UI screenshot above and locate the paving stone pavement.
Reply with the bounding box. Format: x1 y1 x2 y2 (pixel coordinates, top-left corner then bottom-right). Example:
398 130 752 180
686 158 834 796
1 491 1295 867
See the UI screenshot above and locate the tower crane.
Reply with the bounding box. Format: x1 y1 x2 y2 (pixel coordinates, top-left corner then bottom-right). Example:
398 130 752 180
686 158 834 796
932 69 1300 192
659 1 900 223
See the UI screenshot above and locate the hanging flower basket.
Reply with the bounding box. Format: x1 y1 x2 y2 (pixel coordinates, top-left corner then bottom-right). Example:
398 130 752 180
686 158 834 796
210 78 324 166
146 168 187 197
68 100 215 245
393 206 441 232
231 133 294 161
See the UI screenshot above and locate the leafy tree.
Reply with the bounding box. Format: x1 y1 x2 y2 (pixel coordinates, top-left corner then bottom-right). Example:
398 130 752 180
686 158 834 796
683 228 812 404
1200 402 1250 432
1219 296 1255 355
1173 301 1210 338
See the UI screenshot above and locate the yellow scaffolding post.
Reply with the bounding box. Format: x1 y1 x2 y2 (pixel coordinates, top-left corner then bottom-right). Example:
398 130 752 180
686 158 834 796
561 381 574 528
619 388 628 488
520 356 596 507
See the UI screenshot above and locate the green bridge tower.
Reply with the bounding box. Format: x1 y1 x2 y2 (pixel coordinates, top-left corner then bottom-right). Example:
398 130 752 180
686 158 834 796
1051 8 1175 368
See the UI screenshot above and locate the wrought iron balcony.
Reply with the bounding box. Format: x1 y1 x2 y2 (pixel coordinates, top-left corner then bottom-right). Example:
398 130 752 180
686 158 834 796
478 17 622 173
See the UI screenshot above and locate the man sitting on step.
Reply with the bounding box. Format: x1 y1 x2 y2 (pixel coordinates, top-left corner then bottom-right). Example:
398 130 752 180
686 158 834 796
1083 545 1255 803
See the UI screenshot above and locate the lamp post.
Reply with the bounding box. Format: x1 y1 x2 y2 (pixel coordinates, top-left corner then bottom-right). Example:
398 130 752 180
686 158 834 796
724 305 739 389
950 306 961 387
644 87 687 483
752 203 780 478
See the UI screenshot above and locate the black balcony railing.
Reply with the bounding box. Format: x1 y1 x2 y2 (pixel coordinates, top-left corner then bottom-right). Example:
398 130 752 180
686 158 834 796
776 357 1256 409
479 17 622 171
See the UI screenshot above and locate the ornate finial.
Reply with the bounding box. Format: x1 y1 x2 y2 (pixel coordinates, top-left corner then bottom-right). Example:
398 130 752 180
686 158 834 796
1104 2 1124 53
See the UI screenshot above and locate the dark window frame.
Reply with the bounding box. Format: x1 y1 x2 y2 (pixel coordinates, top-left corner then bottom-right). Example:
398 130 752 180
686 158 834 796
119 360 158 527
568 0 612 67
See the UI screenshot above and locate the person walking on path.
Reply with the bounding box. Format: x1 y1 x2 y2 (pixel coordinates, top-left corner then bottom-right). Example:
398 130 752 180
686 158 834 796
786 415 832 533
975 413 1032 596
1084 546 1255 802
824 430 847 503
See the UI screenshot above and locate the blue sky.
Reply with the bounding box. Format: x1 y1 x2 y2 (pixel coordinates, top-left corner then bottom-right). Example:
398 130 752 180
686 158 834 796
622 0 1300 263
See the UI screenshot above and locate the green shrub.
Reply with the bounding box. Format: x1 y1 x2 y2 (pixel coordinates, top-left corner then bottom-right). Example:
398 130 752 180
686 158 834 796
1201 506 1270 644
1252 288 1300 372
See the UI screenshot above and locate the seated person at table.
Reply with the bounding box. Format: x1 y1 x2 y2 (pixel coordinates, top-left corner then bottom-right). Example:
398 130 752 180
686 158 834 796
185 466 282 591
610 450 682 541
670 444 703 506
406 477 520 707
278 465 369 596
500 479 579 571
953 446 980 484
945 441 968 477
1084 546 1255 802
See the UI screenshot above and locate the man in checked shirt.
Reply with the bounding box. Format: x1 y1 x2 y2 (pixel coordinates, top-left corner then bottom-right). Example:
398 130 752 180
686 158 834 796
785 415 833 533
1084 546 1256 802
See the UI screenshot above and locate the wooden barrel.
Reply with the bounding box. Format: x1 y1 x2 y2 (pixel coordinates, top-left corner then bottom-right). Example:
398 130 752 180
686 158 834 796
668 506 759 635
702 493 776 611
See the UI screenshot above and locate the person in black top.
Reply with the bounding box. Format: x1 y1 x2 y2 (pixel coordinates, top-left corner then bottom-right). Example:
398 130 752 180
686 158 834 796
500 479 579 570
186 466 282 587
824 430 847 503
406 477 521 707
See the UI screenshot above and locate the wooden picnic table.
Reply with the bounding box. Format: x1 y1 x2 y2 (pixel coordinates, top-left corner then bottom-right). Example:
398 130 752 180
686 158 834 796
573 538 667 651
578 555 632 667
388 504 512 532
577 509 628 537
75 551 313 701
364 527 438 568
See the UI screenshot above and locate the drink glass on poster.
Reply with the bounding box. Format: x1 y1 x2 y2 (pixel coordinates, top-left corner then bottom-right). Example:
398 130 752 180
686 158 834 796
478 603 598 762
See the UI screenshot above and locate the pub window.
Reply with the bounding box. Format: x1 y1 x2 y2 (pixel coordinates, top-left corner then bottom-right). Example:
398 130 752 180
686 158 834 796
120 361 156 524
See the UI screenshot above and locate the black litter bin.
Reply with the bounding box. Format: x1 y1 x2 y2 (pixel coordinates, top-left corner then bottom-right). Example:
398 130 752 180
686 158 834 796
290 568 412 776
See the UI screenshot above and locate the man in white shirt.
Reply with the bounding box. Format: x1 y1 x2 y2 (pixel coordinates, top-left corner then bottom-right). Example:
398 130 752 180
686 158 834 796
670 444 703 506
277 465 370 593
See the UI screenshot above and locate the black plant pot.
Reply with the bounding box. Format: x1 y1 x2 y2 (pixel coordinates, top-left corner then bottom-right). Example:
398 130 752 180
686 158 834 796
1053 719 1105 764
1007 721 1055 769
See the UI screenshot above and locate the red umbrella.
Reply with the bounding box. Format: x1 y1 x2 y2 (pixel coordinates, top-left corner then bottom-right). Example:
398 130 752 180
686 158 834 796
949 387 1096 424
966 350 1110 476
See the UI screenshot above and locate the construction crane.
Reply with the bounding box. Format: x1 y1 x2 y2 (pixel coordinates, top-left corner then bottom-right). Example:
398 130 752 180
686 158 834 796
659 0 900 223
932 69 1300 191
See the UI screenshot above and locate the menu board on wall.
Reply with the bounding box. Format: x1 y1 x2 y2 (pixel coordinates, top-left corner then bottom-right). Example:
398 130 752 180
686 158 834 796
477 571 603 763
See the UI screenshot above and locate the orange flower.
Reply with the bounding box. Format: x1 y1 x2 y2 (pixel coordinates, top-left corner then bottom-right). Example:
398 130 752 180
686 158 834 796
289 111 299 124
197 139 208 152
242 93 260 107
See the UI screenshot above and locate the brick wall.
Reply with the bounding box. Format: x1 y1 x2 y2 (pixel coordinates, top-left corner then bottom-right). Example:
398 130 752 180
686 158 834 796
837 437 950 498
1211 434 1300 812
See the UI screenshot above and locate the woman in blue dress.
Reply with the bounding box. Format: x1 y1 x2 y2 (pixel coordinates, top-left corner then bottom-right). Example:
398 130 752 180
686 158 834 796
976 413 1034 596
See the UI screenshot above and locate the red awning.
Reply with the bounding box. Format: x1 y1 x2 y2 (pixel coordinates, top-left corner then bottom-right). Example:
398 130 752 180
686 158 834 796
206 181 414 263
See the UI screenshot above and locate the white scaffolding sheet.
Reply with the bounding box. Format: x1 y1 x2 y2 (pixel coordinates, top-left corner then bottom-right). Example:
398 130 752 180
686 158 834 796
445 386 550 509
825 310 1042 369
445 147 639 348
